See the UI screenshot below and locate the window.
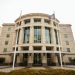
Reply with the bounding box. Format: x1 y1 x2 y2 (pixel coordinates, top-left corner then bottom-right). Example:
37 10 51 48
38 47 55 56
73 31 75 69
24 19 30 24
45 27 51 43
56 47 59 51
23 27 30 43
66 48 70 52
65 41 69 45
5 41 8 45
44 19 50 24
8 27 11 31
53 22 57 26
34 18 41 22
17 21 22 26
64 34 68 38
13 47 18 51
6 34 10 38
22 46 29 50
33 46 41 50
46 47 53 50
13 47 15 51
19 21 22 25
34 26 41 43
16 22 19 26
3 48 7 52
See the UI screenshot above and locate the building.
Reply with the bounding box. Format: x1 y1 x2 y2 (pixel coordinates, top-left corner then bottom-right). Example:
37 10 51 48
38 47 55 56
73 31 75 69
59 24 75 63
0 26 2 36
0 13 75 68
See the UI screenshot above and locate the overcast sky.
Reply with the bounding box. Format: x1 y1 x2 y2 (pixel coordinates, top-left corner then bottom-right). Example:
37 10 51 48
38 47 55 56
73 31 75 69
0 0 75 39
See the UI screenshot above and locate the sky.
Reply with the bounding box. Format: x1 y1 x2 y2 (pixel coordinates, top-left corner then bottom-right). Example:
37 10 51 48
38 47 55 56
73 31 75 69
0 0 75 39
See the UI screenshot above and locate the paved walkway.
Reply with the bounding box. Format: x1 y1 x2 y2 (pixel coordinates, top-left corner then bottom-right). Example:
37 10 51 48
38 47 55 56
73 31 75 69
0 66 24 72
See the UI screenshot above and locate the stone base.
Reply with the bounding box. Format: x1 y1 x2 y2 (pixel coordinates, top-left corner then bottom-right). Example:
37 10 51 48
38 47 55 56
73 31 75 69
42 63 47 67
28 63 32 67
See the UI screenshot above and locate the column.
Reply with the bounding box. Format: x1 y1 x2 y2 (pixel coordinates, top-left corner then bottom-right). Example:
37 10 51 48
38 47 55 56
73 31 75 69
41 26 45 44
28 26 34 66
28 53 33 67
42 46 47 66
17 47 21 64
19 28 24 44
51 28 56 45
30 26 34 44
57 30 60 45
28 46 33 67
51 28 56 53
57 30 63 67
59 51 63 67
42 53 47 67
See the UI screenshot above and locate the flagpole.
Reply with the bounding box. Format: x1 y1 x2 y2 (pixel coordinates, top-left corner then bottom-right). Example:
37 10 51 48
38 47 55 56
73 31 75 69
20 10 22 19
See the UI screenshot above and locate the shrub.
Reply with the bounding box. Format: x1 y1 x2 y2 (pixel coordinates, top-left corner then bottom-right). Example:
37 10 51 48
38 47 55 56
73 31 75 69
0 69 75 75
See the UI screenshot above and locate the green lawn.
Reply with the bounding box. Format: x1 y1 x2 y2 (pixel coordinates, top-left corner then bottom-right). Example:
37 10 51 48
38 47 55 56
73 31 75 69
0 68 75 75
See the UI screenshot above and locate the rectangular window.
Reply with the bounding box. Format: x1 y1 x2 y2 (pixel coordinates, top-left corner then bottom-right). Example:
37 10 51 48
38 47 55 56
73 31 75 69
66 48 70 52
17 21 22 26
3 48 7 52
24 19 30 24
8 27 11 31
5 41 8 45
56 47 59 51
34 26 41 43
46 47 53 50
19 21 22 25
65 41 69 45
22 46 29 50
6 34 10 38
33 46 41 50
45 27 51 43
44 19 50 24
34 18 41 22
64 34 68 38
23 27 30 43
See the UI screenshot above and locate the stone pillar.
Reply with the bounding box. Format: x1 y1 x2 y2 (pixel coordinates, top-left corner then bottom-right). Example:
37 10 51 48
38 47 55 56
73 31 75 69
41 26 47 66
17 47 22 64
51 28 56 45
41 26 45 44
28 53 33 67
19 28 24 44
51 53 58 66
30 26 34 44
28 26 34 67
56 30 60 45
42 53 47 67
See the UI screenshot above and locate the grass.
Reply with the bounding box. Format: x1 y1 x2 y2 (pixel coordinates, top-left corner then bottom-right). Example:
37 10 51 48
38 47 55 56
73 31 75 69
0 68 75 75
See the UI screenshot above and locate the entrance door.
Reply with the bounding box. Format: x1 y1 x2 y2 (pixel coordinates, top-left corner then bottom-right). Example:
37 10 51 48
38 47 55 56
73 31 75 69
33 53 42 66
23 53 28 66
47 53 52 66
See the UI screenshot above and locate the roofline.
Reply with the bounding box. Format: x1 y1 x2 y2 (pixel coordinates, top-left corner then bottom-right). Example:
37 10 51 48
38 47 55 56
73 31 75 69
15 13 60 22
2 23 15 26
59 24 72 26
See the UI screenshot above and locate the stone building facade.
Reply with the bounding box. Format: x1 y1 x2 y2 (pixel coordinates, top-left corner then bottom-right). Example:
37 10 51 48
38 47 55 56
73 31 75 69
0 13 75 67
